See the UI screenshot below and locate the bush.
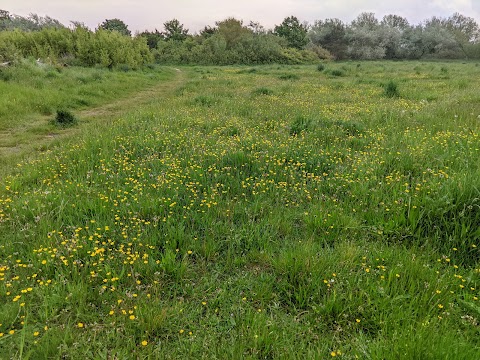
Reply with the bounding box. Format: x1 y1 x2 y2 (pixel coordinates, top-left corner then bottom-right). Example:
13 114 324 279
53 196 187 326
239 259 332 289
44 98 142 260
54 109 77 126
0 67 13 81
330 69 344 77
384 80 400 98
317 64 325 72
0 27 153 68
306 44 333 60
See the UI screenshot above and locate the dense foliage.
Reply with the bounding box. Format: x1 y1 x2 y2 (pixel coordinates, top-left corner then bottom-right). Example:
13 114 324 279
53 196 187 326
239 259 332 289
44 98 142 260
0 26 152 68
1 9 480 65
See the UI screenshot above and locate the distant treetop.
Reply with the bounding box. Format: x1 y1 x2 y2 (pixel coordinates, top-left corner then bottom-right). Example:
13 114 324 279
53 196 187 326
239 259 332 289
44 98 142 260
99 18 132 37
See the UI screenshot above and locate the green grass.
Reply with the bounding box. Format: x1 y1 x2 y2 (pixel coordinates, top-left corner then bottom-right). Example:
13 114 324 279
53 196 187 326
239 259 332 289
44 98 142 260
0 60 175 177
0 61 479 359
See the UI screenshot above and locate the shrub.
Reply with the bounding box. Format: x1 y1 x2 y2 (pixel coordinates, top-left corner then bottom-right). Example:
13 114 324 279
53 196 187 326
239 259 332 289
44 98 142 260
54 109 77 126
0 67 13 81
306 44 333 60
330 69 344 77
317 64 325 72
384 80 400 98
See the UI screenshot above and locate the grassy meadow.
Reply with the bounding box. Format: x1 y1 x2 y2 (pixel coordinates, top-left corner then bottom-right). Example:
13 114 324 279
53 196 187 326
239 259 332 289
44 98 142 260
0 61 479 359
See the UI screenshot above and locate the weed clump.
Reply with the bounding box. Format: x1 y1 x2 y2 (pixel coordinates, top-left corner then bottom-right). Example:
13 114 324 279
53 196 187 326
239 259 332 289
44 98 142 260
333 120 364 136
290 116 312 136
237 68 257 74
279 74 300 80
54 109 77 127
194 95 215 107
317 64 325 72
252 87 274 96
330 69 344 77
0 68 13 81
384 80 400 98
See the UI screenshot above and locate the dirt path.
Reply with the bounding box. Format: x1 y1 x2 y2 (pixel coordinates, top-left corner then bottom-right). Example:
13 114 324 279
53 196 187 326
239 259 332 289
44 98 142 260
79 68 185 119
0 68 186 176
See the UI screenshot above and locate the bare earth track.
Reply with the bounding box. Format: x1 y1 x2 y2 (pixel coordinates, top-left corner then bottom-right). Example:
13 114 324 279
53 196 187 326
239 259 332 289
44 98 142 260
0 68 185 175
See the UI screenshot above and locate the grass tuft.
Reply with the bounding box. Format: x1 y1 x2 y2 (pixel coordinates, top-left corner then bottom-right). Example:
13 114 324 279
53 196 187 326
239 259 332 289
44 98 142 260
278 74 300 80
54 109 77 127
290 116 312 136
252 87 274 96
384 80 400 98
329 69 344 77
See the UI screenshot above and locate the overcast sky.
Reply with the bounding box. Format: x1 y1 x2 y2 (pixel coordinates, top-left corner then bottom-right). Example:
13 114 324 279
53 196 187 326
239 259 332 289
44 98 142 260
3 0 480 33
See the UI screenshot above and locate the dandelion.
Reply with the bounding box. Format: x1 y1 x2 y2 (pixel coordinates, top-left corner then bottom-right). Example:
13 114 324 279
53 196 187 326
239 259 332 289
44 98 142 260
141 340 148 346
77 322 84 328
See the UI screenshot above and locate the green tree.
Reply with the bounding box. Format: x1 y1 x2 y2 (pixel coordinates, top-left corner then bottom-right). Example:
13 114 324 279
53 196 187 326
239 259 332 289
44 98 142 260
162 19 189 41
215 18 252 49
380 15 411 59
400 21 460 59
444 13 479 57
247 21 265 34
27 13 64 29
381 14 410 30
309 18 348 59
199 25 217 38
99 18 131 37
0 9 11 30
347 13 386 59
1 12 64 31
351 12 379 30
274 16 308 49
0 9 10 21
139 29 164 49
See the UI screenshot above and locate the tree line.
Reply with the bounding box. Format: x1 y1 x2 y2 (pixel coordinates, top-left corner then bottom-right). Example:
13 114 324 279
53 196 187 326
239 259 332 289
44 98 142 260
1 9 479 68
